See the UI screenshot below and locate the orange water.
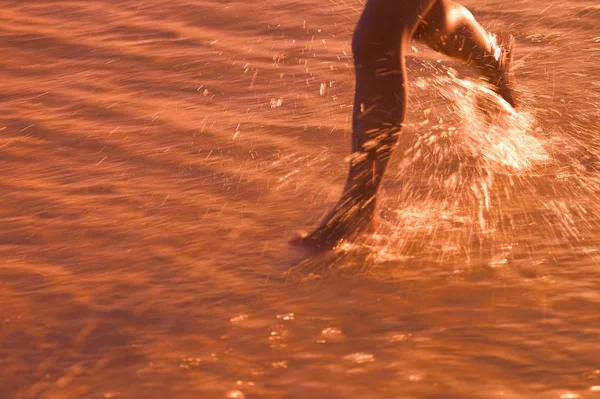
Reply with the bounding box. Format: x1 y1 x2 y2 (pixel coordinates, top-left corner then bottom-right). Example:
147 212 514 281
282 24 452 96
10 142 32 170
1 1 599 398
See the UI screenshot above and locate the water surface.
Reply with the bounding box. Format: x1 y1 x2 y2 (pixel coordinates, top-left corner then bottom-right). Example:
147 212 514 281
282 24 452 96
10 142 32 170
1 1 599 398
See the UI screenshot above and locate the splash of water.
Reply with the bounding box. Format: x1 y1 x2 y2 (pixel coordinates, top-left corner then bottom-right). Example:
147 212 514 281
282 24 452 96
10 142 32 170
362 71 552 264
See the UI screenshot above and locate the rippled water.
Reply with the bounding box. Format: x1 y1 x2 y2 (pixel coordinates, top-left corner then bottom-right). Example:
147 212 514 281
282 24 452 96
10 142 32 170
1 1 599 398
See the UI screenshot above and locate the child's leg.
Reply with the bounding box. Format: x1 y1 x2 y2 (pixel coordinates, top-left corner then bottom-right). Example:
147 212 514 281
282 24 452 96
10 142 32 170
415 0 516 105
292 0 438 249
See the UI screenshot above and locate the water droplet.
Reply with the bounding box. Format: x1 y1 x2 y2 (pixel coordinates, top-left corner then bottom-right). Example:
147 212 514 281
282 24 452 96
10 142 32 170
226 390 245 399
343 352 375 364
390 333 410 342
230 314 248 323
319 82 326 96
277 313 294 321
269 98 283 108
271 360 288 369
321 327 341 335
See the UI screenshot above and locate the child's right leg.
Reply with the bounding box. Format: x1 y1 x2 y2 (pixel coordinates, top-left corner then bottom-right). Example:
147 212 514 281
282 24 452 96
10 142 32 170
415 0 516 106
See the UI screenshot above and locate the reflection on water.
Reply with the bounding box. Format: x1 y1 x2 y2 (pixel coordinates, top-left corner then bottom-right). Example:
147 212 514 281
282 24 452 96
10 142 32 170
1 0 599 398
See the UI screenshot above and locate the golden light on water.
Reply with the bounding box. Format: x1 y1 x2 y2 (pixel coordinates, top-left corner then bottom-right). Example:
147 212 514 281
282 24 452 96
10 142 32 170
1 0 599 398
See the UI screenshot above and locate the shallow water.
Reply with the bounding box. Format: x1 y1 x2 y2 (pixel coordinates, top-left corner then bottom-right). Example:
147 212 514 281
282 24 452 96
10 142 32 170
1 1 599 398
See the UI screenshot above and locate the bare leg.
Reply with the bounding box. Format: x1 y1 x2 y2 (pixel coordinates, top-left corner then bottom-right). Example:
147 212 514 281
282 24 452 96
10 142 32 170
290 0 516 251
291 0 438 250
415 0 516 105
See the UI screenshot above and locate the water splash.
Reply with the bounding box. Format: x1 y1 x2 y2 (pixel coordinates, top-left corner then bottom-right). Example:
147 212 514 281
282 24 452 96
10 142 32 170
363 70 552 263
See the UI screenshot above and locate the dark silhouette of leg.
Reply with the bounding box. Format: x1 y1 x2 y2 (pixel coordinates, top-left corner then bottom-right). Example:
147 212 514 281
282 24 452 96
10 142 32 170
291 0 439 250
291 0 516 251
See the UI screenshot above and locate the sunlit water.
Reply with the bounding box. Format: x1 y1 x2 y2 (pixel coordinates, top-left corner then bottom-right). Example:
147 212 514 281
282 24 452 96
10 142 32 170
1 1 599 398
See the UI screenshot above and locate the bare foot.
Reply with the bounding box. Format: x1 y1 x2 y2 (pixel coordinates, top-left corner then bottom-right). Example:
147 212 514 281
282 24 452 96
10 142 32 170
289 199 377 252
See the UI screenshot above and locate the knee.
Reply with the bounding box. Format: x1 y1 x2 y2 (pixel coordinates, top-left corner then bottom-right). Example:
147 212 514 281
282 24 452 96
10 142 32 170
421 0 474 36
444 2 476 33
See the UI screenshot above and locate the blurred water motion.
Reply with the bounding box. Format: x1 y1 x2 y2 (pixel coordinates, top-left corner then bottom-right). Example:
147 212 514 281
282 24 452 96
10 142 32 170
1 0 599 398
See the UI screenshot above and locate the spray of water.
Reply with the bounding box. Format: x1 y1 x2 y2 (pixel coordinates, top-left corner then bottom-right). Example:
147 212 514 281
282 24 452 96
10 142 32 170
338 67 597 269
